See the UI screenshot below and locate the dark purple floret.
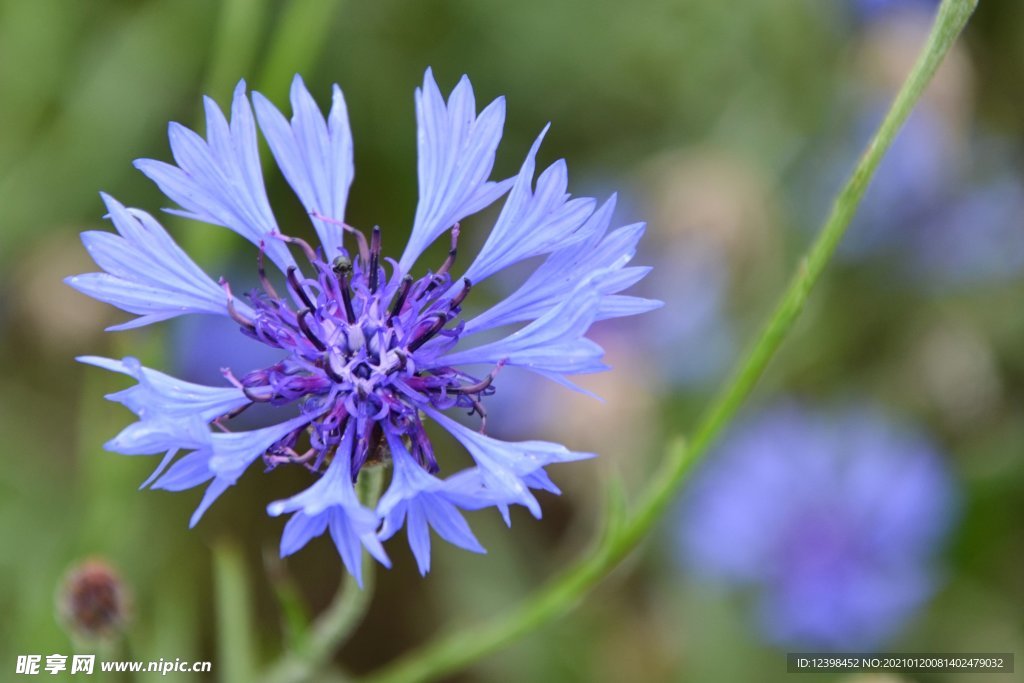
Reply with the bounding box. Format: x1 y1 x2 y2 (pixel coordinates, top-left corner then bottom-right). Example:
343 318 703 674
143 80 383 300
220 225 497 478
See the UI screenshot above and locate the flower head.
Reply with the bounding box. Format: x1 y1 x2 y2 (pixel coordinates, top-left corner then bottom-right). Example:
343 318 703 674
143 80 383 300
57 558 132 642
68 70 659 580
676 402 957 650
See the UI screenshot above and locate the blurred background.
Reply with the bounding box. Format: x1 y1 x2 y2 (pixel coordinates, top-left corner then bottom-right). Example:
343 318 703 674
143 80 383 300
1 0 1022 681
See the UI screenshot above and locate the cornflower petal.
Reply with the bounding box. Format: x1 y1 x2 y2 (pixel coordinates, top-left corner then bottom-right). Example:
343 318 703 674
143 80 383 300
441 288 607 378
461 129 596 284
252 75 354 257
464 195 662 334
267 424 390 586
425 407 594 522
134 80 293 270
78 355 249 461
79 355 249 421
152 413 315 528
377 431 485 575
398 69 512 273
598 294 663 320
66 194 243 330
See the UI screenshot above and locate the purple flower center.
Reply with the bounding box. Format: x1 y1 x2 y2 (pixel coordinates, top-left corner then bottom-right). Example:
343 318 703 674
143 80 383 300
220 224 501 478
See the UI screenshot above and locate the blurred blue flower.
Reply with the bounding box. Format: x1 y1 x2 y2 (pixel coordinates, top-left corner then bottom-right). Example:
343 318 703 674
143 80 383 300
67 70 660 581
642 241 735 387
847 0 940 23
909 177 1024 287
814 99 1024 288
677 403 957 650
842 105 958 259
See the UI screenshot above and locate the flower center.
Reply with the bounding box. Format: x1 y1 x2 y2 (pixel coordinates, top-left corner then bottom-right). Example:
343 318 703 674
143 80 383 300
218 224 500 477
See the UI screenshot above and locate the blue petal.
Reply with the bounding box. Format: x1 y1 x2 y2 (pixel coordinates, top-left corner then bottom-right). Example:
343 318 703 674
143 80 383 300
441 468 515 525
529 369 606 400
266 424 390 585
134 80 293 270
281 512 329 556
461 128 596 284
152 449 216 491
103 416 209 456
464 196 659 334
328 507 374 585
417 496 484 556
597 295 664 319
190 478 231 528
442 440 587 526
66 194 243 330
151 414 314 527
207 415 313 480
377 432 485 575
139 449 179 490
403 502 433 574
79 356 249 420
425 407 594 521
79 356 250 461
398 69 511 273
441 288 607 377
253 75 354 257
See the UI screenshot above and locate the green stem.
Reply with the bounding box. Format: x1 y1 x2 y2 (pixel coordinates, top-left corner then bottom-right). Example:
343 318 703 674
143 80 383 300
259 466 387 683
358 1 978 682
258 566 376 683
214 541 258 683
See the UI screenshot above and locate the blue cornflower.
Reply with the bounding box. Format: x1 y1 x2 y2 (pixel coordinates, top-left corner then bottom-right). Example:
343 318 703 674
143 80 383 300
847 0 940 23
807 98 1024 289
677 402 957 650
842 105 957 259
909 176 1024 287
68 71 660 582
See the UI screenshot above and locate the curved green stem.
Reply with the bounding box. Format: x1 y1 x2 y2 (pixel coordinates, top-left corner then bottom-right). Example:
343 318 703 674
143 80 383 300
258 564 376 683
358 1 979 682
258 465 386 683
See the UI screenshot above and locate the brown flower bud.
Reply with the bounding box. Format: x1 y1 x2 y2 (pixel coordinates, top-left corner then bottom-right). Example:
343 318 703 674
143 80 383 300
57 558 131 641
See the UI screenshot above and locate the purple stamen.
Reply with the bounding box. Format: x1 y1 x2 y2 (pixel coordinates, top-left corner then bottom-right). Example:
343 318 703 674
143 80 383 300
407 312 448 352
296 309 326 351
216 223 495 484
311 211 369 263
286 266 316 311
448 278 473 310
368 226 381 293
339 271 356 323
275 232 320 263
221 279 255 331
388 275 414 323
257 244 279 299
436 224 460 279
